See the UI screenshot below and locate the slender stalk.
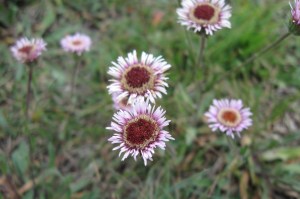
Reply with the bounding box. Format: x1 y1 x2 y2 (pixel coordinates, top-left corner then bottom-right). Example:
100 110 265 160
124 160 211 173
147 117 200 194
198 33 206 68
185 30 197 66
226 136 238 156
26 65 33 119
70 57 80 99
24 63 36 195
238 32 291 69
191 32 291 92
27 136 37 197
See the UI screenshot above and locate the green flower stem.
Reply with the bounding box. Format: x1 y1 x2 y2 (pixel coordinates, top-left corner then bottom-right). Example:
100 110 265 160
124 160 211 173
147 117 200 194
239 32 290 69
71 55 81 100
226 136 239 156
25 63 36 195
217 32 291 84
198 33 206 69
188 32 291 92
26 64 33 119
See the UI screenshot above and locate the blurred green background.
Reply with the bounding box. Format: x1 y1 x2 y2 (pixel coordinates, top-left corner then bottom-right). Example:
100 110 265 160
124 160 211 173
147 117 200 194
0 0 300 198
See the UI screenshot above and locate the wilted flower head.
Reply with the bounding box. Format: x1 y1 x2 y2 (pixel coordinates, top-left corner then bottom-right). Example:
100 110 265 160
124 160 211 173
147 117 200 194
107 99 174 166
10 37 47 63
112 94 132 111
107 50 171 104
205 99 252 139
289 0 300 35
60 33 91 55
176 0 232 35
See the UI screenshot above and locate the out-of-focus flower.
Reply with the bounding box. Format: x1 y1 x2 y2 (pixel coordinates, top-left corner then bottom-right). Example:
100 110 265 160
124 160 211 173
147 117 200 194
10 37 47 63
60 33 91 55
107 50 171 104
205 99 252 139
289 0 300 35
176 0 232 35
112 94 132 111
107 99 174 166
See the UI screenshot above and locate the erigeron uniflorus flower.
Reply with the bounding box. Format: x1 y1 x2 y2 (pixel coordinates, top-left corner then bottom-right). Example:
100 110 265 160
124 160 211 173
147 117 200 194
177 0 232 35
107 99 174 165
60 33 91 55
10 37 47 63
205 99 252 139
107 50 171 104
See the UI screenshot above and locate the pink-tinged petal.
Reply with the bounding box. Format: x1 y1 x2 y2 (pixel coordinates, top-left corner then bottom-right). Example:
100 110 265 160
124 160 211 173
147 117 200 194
291 0 300 25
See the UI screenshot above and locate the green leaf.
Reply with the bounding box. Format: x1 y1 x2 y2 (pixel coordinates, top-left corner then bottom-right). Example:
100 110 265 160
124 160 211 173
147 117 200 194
0 155 9 174
261 147 300 161
69 177 91 193
22 190 33 199
280 164 300 175
38 2 56 34
0 110 8 129
12 141 30 178
185 127 196 145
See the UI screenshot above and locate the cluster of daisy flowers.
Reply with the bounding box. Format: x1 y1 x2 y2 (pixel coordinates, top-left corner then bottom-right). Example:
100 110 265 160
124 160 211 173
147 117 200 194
106 50 174 165
10 33 91 63
175 0 254 138
10 0 299 166
10 33 92 117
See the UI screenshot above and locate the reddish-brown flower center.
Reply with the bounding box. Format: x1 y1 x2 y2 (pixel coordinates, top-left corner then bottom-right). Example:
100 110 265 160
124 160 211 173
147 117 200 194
125 67 150 88
217 108 242 127
189 3 220 25
19 45 33 54
121 65 155 94
221 111 237 123
124 115 159 149
194 4 215 21
72 40 82 46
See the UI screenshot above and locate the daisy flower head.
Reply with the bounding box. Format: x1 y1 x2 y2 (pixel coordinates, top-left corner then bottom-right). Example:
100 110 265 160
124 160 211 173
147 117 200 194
60 33 92 55
10 37 47 63
107 50 171 104
205 99 252 139
107 99 174 166
289 0 300 35
176 0 232 35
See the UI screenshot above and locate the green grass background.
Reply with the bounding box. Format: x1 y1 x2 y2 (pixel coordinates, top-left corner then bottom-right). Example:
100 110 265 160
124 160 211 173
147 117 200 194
0 0 300 198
